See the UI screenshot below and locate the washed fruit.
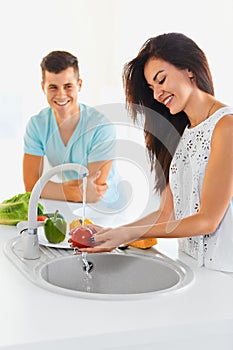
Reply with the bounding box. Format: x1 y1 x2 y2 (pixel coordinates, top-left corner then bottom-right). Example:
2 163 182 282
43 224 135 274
44 210 67 244
69 226 94 249
69 218 93 230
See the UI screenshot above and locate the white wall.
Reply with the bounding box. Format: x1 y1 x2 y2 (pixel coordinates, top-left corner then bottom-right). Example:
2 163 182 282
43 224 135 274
0 0 233 201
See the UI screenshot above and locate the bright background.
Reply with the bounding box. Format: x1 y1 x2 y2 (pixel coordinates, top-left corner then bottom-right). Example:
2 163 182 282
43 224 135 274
0 0 233 209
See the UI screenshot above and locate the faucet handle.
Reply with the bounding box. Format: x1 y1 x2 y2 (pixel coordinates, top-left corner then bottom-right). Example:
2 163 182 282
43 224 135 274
17 221 41 259
22 230 40 260
17 221 29 234
17 221 44 234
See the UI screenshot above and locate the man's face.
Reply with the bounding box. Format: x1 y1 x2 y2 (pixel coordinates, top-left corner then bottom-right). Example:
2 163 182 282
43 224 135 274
41 67 82 119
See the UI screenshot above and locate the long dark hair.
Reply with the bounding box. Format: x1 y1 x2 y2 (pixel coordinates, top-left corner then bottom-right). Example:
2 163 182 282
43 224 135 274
123 32 214 193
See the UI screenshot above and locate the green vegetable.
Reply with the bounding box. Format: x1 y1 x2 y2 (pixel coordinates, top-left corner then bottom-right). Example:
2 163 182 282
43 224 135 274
0 192 44 226
44 210 67 244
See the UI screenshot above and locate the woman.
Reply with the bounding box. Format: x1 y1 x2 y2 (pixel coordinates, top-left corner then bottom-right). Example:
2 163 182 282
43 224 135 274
81 33 233 272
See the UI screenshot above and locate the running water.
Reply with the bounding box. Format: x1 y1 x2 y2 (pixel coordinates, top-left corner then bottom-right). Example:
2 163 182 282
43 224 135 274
81 252 92 292
81 176 92 291
82 176 87 224
73 249 92 292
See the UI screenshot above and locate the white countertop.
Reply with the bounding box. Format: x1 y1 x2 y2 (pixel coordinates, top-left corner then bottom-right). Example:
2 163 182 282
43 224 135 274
1 199 233 350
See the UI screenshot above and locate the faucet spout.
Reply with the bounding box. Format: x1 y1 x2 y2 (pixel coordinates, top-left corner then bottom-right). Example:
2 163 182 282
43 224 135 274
23 163 89 259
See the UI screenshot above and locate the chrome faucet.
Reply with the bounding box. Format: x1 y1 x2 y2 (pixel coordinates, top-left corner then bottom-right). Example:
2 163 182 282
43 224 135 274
22 163 89 260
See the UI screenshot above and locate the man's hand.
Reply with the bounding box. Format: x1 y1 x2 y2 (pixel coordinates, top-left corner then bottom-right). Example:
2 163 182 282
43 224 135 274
62 171 108 202
23 154 111 203
80 171 108 202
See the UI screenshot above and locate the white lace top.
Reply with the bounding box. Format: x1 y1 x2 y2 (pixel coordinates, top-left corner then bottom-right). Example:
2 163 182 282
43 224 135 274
169 107 233 271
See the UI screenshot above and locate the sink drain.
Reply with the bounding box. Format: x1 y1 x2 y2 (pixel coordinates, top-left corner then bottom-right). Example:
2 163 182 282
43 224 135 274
83 261 94 273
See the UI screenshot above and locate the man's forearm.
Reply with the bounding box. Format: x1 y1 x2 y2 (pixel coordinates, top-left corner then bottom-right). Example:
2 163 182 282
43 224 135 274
40 181 83 202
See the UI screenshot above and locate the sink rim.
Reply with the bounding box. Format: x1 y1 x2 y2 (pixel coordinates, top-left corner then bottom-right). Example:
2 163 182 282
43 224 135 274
4 236 194 301
38 251 194 300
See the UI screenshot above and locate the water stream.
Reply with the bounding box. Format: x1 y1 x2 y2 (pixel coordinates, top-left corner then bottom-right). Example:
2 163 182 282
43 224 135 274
82 176 87 224
81 176 92 292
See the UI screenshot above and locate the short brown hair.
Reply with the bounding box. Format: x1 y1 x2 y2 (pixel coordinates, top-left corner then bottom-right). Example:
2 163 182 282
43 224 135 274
40 50 80 81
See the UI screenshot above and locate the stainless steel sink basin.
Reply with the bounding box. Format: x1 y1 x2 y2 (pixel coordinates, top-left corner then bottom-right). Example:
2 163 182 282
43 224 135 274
4 236 194 300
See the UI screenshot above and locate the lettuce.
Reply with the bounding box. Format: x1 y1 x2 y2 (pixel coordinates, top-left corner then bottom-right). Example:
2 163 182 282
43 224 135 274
0 192 44 226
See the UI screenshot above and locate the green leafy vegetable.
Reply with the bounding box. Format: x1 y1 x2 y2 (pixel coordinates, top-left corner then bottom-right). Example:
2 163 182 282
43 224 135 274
0 192 44 226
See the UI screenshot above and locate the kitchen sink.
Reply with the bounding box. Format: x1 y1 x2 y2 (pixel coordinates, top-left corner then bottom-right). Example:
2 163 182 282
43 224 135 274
4 235 194 300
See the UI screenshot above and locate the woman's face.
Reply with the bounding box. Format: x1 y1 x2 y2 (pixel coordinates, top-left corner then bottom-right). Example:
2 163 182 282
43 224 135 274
144 57 194 115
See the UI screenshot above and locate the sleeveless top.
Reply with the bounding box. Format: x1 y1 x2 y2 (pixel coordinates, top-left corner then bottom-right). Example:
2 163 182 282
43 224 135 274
169 107 233 272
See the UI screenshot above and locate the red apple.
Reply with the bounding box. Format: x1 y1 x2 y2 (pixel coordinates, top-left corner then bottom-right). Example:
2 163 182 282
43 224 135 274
69 226 94 249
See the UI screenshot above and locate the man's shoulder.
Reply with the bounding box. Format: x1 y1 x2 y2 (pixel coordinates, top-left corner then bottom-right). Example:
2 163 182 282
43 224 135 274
26 108 54 134
32 107 52 120
28 107 53 127
80 103 113 127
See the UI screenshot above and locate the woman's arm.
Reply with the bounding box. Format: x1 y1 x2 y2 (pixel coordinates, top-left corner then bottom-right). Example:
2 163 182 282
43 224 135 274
83 184 175 251
146 114 233 238
125 183 174 228
85 115 233 251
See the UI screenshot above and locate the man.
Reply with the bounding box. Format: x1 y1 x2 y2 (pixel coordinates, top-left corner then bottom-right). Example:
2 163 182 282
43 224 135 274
23 50 120 204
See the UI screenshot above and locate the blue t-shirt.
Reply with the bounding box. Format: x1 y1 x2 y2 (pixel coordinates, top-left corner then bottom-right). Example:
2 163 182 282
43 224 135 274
24 103 121 205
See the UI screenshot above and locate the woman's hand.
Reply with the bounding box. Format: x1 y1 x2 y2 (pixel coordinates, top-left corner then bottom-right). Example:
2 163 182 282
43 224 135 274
80 225 142 253
80 226 119 253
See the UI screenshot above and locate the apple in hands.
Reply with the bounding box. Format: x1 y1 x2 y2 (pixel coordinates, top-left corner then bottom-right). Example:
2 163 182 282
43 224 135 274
68 226 94 249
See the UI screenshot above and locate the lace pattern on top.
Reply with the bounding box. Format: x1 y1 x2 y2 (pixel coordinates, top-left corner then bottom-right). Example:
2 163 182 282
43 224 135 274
169 107 233 268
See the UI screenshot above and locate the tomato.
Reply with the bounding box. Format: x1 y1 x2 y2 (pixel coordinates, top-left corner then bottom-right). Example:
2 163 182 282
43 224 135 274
68 226 94 249
37 215 48 222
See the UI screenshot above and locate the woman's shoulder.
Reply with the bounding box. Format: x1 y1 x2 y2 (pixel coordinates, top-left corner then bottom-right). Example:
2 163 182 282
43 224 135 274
214 105 233 124
205 105 233 130
214 105 233 117
212 108 233 143
215 112 233 131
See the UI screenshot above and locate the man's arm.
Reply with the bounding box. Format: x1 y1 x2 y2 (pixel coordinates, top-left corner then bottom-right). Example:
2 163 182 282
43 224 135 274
61 160 112 202
23 153 44 192
23 153 112 202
